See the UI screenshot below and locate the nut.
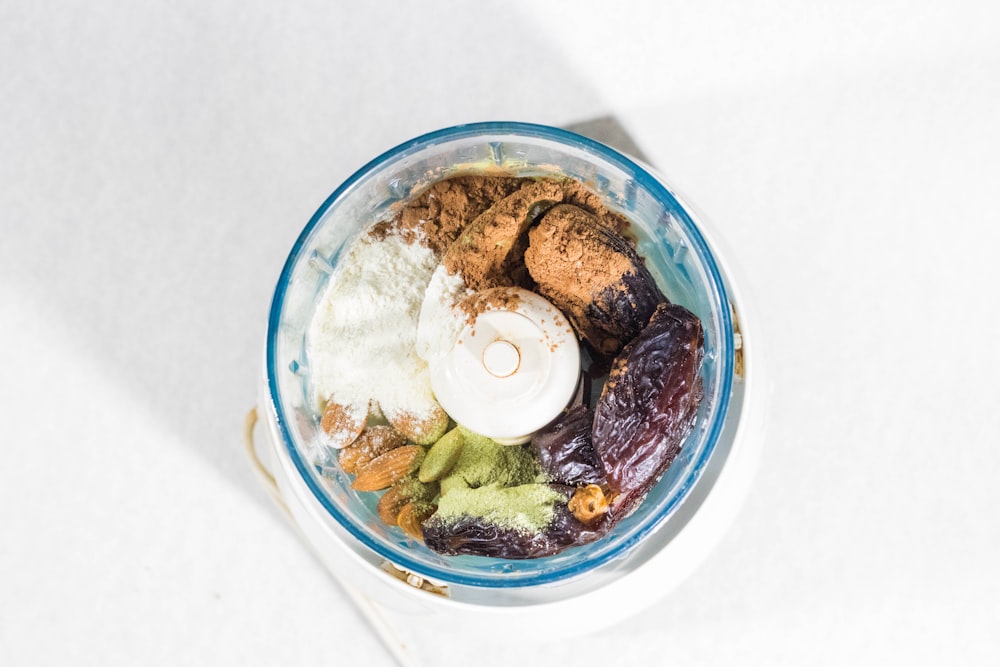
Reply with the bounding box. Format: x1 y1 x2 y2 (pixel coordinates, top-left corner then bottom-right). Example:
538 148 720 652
568 484 609 524
376 478 439 525
376 482 411 525
418 428 465 483
397 501 436 541
320 399 368 449
340 425 407 474
352 445 425 492
386 405 450 445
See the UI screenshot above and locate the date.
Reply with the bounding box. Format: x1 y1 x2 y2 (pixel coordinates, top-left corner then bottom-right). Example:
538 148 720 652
530 405 606 487
525 204 665 358
592 302 704 516
421 485 610 559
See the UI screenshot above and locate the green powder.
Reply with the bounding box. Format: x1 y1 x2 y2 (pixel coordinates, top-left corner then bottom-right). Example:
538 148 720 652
441 426 546 492
434 482 564 533
431 426 558 533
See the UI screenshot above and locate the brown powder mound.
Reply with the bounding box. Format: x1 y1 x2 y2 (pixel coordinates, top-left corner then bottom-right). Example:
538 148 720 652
524 204 665 356
442 179 564 291
373 175 524 255
525 204 634 324
559 179 630 233
371 173 630 257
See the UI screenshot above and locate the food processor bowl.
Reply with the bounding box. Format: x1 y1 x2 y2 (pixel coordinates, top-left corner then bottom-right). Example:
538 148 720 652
252 122 767 636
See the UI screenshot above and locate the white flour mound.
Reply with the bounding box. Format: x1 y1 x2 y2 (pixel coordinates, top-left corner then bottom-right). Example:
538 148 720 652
416 264 472 363
307 231 439 425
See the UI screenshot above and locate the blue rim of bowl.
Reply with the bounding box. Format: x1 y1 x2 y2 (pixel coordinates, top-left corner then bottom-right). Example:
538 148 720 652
266 121 735 588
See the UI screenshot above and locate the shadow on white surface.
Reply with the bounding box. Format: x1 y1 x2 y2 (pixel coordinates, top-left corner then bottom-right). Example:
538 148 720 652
0 2 622 516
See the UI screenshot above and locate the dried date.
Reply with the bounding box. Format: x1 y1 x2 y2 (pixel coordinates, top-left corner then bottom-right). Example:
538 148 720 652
530 405 606 487
525 204 666 359
443 180 563 291
421 485 610 559
592 302 704 516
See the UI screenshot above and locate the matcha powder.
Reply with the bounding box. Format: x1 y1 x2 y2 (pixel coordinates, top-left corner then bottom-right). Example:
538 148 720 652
432 427 562 534
441 427 544 490
434 483 565 534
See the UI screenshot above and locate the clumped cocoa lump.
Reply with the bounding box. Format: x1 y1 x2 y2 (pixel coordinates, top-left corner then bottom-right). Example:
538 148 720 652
558 178 630 234
524 204 666 358
441 179 564 291
373 175 524 255
373 173 630 255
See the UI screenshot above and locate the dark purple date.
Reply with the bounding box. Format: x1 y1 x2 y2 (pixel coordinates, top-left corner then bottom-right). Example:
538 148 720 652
530 405 606 487
421 485 610 559
592 302 704 516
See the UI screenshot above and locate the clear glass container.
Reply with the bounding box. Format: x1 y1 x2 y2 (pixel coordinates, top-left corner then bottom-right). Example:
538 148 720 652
266 122 736 589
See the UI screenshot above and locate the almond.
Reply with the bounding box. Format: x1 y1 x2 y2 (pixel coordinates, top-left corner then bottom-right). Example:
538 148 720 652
386 404 450 445
320 399 368 449
397 501 436 541
376 484 411 525
352 445 425 492
376 478 439 525
339 425 407 475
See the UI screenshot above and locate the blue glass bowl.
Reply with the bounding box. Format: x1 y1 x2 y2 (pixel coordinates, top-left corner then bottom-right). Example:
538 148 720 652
266 122 735 588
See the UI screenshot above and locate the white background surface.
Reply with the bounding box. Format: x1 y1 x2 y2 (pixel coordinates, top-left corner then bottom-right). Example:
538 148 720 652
2 1 999 665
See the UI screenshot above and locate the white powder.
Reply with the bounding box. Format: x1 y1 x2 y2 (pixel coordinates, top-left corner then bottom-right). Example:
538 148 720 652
307 230 440 428
415 265 471 362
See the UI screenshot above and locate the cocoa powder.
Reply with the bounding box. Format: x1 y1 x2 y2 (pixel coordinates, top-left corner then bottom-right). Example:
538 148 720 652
374 173 629 254
524 204 634 295
373 175 523 254
558 178 630 233
524 204 641 354
374 172 647 350
441 179 564 291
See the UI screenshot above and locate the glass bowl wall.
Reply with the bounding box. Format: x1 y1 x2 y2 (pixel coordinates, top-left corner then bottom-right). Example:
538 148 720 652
266 122 734 588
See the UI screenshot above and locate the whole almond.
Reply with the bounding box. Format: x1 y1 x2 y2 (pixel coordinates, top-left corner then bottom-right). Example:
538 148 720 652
339 425 407 474
320 399 368 449
386 404 450 445
377 478 439 525
352 445 425 492
397 501 436 541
